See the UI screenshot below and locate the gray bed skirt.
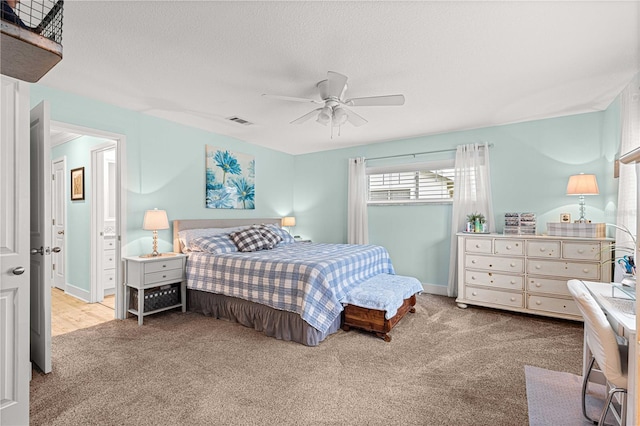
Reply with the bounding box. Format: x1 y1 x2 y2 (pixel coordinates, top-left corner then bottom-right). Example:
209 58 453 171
187 289 342 346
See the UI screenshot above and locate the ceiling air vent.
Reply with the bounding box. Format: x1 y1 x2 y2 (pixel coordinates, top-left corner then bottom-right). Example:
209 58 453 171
227 116 253 126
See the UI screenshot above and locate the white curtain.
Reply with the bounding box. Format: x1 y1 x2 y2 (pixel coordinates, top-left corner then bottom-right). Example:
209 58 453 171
447 143 494 297
614 75 639 281
347 157 369 244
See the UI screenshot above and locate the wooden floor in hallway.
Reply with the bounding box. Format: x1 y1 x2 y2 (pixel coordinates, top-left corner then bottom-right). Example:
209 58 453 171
51 288 115 336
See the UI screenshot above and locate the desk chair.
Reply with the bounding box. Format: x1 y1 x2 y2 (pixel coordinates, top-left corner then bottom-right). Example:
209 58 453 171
567 279 629 426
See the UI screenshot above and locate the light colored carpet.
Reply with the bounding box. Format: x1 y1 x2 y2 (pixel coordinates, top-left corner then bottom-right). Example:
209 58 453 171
526 365 616 426
31 294 584 425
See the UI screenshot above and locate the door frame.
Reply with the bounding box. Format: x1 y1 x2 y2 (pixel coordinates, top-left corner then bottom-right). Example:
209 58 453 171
49 121 127 319
51 156 67 291
90 142 117 303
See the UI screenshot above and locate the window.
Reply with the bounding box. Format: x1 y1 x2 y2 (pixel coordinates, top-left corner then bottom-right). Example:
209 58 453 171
367 160 455 205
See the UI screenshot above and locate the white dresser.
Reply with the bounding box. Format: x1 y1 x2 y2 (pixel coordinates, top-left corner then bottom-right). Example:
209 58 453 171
456 233 613 320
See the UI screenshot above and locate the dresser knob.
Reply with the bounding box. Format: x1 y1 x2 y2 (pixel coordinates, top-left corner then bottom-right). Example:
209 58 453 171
578 249 585 254
539 247 546 252
510 280 516 285
472 292 477 296
162 264 167 268
475 244 480 248
535 265 541 269
162 275 167 278
583 268 589 273
535 283 541 287
536 300 541 305
471 276 476 280
510 297 516 302
509 263 516 267
506 245 512 250
471 260 476 264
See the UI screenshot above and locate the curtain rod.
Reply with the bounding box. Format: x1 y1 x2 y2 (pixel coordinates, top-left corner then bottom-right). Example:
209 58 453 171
366 143 494 162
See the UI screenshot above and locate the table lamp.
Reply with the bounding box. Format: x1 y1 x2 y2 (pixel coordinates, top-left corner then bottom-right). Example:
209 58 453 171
141 208 169 257
281 216 296 234
566 173 599 222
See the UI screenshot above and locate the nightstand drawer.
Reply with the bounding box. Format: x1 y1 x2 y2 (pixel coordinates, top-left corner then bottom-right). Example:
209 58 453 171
465 270 523 290
144 268 183 285
466 255 524 273
465 287 523 308
144 258 183 274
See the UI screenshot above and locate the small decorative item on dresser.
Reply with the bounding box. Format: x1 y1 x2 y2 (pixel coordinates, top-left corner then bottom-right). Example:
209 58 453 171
560 213 571 223
465 212 486 233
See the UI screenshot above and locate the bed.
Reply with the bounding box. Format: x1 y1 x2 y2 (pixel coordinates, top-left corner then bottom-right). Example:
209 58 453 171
173 219 395 346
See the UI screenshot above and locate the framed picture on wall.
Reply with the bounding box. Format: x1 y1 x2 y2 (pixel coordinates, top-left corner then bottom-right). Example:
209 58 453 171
70 167 85 201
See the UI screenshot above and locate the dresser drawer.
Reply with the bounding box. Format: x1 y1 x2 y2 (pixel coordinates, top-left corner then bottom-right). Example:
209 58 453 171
465 287 523 308
104 238 116 249
526 240 560 258
144 258 183 274
465 238 492 254
466 255 524 273
103 270 116 290
494 239 524 256
562 242 601 261
465 270 524 290
527 277 572 296
527 260 600 280
527 295 580 317
104 250 116 269
144 268 184 285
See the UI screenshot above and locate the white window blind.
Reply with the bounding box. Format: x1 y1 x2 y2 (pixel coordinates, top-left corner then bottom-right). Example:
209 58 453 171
367 160 455 205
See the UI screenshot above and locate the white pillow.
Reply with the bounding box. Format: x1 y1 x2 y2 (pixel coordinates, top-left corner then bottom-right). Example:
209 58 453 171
178 226 248 252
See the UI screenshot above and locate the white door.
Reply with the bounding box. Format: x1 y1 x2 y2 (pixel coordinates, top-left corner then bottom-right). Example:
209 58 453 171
0 76 31 424
52 158 66 290
30 101 52 374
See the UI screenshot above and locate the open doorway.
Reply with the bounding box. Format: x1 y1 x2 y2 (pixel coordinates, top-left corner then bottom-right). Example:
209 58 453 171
49 122 127 334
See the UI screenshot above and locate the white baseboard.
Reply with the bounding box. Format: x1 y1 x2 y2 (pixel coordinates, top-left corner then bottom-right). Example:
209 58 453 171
420 282 449 296
64 284 91 302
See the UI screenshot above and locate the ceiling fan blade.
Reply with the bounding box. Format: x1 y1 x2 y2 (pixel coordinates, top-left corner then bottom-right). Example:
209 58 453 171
262 94 323 104
326 71 348 99
290 108 322 124
344 94 405 107
344 108 368 127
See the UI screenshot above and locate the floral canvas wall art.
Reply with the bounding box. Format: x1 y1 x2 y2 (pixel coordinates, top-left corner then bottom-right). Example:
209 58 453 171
205 146 255 209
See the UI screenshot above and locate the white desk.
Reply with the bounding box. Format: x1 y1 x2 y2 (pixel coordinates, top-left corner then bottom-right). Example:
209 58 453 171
582 281 636 425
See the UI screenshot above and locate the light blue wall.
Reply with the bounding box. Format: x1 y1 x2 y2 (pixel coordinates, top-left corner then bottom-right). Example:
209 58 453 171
293 107 621 288
32 85 295 266
51 136 112 292
32 84 621 293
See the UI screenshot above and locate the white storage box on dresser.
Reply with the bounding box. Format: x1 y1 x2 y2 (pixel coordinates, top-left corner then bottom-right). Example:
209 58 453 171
456 233 613 320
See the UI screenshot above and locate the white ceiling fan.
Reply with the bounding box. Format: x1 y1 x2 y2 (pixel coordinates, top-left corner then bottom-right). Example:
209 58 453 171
262 71 405 135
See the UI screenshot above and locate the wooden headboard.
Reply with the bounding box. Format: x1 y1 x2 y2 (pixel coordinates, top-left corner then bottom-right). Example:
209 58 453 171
173 218 282 252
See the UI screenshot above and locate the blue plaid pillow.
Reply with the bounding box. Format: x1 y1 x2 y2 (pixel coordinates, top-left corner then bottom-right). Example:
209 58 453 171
190 235 238 254
230 227 271 252
263 224 296 245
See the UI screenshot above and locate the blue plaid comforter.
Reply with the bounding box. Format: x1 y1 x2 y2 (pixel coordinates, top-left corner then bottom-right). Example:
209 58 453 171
186 243 395 333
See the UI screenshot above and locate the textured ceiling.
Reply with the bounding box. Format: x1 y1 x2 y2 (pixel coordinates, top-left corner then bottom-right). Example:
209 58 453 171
38 1 640 155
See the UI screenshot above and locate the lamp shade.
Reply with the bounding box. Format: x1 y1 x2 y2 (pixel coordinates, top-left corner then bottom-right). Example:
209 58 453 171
142 208 169 230
281 216 296 227
566 173 599 195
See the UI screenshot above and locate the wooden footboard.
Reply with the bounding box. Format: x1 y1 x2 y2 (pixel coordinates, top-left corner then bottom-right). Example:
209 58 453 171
342 294 417 342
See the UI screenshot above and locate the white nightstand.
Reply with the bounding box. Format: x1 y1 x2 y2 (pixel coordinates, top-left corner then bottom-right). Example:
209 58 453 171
123 254 187 325
294 237 312 243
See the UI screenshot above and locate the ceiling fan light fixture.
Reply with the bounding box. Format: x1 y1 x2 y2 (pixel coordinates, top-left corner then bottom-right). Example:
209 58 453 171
332 107 348 126
317 106 332 125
